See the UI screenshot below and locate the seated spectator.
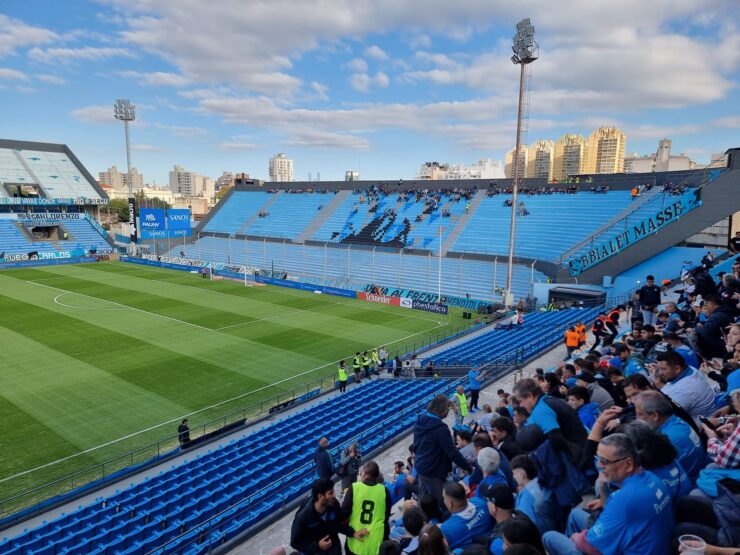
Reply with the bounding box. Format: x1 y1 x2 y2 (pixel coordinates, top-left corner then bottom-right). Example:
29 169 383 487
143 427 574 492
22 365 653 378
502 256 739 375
509 454 556 534
418 524 449 555
398 506 425 554
484 484 537 555
566 386 600 431
455 430 477 468
494 516 545 555
662 332 700 368
574 371 614 411
440 482 494 551
696 295 734 360
701 375 740 469
605 366 629 407
475 447 509 498
656 351 716 421
490 416 525 461
542 434 674 555
634 391 705 480
622 420 692 500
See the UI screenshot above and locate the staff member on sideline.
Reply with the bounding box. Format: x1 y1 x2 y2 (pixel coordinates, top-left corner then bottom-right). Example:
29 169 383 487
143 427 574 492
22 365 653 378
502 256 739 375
338 360 348 393
341 461 391 555
352 352 362 384
564 326 580 360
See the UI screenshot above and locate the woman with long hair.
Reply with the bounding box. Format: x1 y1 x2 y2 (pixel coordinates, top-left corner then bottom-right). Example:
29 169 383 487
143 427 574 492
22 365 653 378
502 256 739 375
418 524 449 555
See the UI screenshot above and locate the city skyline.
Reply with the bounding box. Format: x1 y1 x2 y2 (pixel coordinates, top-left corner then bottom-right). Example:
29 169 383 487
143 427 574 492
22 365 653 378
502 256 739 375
0 0 737 185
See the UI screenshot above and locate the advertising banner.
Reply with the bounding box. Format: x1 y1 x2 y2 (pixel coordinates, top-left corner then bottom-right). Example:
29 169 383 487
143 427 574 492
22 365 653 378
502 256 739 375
139 208 166 239
167 209 191 230
16 213 82 222
568 188 702 277
128 197 138 243
411 300 449 315
360 284 486 310
357 292 402 306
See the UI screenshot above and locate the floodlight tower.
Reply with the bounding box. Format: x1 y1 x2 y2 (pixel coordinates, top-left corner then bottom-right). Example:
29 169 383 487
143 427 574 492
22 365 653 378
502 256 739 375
113 99 136 197
504 18 538 307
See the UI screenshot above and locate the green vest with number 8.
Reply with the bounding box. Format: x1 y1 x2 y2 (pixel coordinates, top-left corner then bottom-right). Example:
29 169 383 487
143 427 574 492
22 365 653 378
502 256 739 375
347 481 387 555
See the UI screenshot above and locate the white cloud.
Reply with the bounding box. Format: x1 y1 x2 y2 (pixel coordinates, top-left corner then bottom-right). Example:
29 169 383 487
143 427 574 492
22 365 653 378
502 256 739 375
0 68 29 81
408 34 432 49
29 46 135 64
364 45 388 60
347 58 368 72
16 85 36 94
153 123 208 137
35 74 66 85
219 142 259 150
70 105 113 123
712 115 740 128
310 81 329 100
414 51 459 69
0 15 57 56
118 71 189 87
132 144 165 152
284 129 370 149
350 72 390 91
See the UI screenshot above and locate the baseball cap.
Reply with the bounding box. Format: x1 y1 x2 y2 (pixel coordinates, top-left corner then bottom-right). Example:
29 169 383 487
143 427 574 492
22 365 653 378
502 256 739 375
483 483 515 510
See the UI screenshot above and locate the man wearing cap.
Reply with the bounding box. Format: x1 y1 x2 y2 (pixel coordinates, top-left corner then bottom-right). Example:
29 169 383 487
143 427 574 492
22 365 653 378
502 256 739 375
638 275 661 325
483 483 517 555
575 371 614 412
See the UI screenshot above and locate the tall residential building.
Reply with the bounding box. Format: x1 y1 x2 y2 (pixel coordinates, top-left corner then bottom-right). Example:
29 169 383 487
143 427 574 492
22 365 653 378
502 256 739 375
448 158 505 180
416 161 450 180
526 139 555 180
504 145 528 179
345 170 360 181
215 171 234 191
269 153 293 182
624 139 697 173
586 126 626 174
552 134 588 181
98 165 143 191
169 164 213 197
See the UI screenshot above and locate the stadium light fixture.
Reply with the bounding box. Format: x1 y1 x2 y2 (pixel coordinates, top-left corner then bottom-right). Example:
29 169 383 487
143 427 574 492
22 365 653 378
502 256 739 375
504 18 538 307
113 99 136 198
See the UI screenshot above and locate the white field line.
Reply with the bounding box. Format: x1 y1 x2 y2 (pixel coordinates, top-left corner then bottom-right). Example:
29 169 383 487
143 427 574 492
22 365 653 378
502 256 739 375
0 320 448 484
213 301 339 331
25 280 215 332
54 292 127 312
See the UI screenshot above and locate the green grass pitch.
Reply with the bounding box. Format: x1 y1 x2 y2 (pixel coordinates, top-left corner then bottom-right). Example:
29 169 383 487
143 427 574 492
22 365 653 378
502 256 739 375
0 261 457 512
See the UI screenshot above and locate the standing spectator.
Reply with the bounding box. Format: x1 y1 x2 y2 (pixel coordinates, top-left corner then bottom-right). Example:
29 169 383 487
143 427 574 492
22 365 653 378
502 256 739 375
656 351 716 420
379 345 388 370
451 385 470 426
338 442 362 492
564 326 580 360
512 378 586 462
542 434 674 555
410 355 422 378
177 419 190 448
412 395 474 510
291 477 368 555
342 461 392 555
439 482 494 551
634 391 705 480
468 368 486 411
638 275 661 325
338 360 348 393
729 231 740 253
315 437 335 480
629 292 642 326
353 352 362 384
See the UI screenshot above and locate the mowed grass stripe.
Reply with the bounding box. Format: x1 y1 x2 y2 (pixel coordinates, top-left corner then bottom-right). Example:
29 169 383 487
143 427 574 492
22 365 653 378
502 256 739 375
0 328 189 477
0 294 268 412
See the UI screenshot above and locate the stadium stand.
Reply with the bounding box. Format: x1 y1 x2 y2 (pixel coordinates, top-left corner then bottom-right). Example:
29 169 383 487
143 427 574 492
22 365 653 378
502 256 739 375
0 379 458 555
427 306 602 365
202 191 273 235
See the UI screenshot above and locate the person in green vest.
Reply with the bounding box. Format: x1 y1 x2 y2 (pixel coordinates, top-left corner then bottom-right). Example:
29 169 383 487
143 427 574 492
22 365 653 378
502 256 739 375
352 352 362 384
370 349 379 378
362 351 371 380
337 360 348 393
341 460 391 555
451 385 469 426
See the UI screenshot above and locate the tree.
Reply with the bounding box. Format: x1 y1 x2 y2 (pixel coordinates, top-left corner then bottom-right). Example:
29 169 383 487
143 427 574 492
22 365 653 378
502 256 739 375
108 199 130 222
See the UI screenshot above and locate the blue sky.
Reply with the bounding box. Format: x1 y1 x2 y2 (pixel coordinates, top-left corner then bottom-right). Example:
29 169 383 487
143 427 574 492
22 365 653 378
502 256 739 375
0 0 738 185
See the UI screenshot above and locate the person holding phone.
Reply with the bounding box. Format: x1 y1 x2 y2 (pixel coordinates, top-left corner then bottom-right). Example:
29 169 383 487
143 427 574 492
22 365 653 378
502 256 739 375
701 370 740 469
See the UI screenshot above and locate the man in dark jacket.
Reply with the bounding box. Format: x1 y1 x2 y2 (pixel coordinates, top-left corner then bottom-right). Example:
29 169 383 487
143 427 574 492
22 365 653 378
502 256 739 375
290 477 367 555
512 378 587 463
314 437 335 480
412 394 474 510
696 295 734 360
638 275 661 325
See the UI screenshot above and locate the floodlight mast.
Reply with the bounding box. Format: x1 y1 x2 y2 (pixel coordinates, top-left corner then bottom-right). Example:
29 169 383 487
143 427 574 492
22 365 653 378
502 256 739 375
113 99 136 198
504 19 538 307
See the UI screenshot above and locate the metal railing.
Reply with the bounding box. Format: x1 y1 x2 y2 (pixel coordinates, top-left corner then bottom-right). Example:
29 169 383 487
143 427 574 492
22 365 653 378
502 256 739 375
0 320 482 520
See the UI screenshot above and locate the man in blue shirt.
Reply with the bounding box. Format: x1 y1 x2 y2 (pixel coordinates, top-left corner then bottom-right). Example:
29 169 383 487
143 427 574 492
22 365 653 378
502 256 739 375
542 433 674 555
662 333 699 369
468 368 487 411
634 391 705 480
439 481 493 551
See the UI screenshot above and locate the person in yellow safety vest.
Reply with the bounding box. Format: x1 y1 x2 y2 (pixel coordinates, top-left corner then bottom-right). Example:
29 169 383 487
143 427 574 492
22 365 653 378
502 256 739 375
575 321 587 346
451 385 468 426
352 352 362 384
338 360 348 393
362 351 371 380
370 349 379 378
564 326 580 361
341 461 391 555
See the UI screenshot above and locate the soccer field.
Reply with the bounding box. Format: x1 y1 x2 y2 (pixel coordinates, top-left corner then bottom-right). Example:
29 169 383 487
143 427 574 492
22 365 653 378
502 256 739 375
0 261 458 511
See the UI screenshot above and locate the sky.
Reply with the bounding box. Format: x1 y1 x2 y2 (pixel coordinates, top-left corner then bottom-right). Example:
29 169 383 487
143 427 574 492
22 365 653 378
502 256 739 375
0 0 738 185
